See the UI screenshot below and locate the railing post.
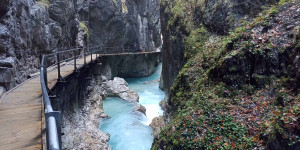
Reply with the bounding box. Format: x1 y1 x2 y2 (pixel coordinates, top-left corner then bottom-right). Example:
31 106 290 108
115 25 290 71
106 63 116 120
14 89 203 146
84 47 86 65
43 56 49 91
57 51 62 81
95 46 97 58
73 50 77 71
90 46 93 62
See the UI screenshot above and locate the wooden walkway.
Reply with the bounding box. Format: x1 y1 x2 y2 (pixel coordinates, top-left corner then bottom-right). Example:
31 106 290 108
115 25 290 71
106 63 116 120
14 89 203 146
0 51 160 149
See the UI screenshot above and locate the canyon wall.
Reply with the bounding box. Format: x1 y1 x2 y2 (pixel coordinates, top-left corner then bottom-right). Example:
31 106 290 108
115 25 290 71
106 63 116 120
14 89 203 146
0 0 78 90
77 0 161 51
154 0 300 149
160 0 279 96
0 0 161 93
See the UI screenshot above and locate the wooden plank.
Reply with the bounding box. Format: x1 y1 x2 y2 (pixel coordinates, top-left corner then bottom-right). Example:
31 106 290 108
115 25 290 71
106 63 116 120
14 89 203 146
0 114 41 126
0 127 41 145
0 122 41 136
0 137 41 150
0 105 41 114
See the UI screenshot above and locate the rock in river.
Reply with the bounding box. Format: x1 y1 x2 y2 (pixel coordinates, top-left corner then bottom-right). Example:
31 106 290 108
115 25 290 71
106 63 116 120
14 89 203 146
150 116 165 137
103 77 139 103
132 103 146 115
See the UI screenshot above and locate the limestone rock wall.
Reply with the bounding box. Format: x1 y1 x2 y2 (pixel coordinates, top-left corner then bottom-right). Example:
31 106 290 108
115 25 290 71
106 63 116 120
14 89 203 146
0 0 162 92
0 0 78 90
77 0 161 51
100 52 161 78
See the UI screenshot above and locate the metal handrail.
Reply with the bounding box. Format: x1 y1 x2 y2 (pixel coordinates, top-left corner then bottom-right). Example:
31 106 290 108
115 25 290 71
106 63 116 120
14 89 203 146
41 56 60 150
40 46 159 150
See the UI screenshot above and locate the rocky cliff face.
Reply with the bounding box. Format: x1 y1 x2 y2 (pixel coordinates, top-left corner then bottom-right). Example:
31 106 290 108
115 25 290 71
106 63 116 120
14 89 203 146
0 0 162 92
0 0 78 90
160 0 278 96
77 0 161 51
154 0 300 149
101 53 161 78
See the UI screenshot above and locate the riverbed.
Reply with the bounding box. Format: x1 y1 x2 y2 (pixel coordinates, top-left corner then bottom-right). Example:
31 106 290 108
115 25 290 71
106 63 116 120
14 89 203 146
99 63 164 150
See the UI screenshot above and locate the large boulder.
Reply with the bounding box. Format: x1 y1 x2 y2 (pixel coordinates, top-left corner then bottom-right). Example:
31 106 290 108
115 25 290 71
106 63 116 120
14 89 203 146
103 77 139 103
0 57 15 68
150 116 165 137
132 103 146 115
0 67 14 89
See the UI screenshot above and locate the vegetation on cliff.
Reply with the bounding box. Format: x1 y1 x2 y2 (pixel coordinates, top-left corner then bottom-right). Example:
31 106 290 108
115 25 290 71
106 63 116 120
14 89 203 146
79 22 89 38
154 0 300 149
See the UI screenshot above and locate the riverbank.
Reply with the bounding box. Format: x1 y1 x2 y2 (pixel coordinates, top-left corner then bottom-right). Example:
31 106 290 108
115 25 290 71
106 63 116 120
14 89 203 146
100 64 165 150
62 75 141 149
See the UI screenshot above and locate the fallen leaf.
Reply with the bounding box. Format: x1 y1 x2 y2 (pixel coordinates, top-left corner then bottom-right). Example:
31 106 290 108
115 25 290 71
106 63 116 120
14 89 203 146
253 136 259 142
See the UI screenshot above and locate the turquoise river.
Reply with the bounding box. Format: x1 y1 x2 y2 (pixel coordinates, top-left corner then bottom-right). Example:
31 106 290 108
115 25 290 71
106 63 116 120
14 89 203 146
99 63 164 150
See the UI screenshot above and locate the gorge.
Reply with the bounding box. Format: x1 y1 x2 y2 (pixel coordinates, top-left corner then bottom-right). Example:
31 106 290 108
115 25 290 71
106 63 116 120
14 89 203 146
0 0 299 150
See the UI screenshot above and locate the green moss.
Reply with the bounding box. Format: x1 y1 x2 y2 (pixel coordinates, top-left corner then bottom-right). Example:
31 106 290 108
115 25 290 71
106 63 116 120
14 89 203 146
79 22 89 38
185 26 208 59
38 0 50 5
278 0 291 5
154 92 254 149
295 26 300 49
165 0 205 32
121 0 128 14
167 0 185 29
36 0 50 7
252 74 275 87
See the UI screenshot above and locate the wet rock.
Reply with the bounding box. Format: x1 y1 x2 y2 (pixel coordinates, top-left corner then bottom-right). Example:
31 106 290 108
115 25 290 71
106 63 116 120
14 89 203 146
99 113 109 118
118 90 139 103
104 77 139 103
101 75 108 81
150 116 165 137
99 64 112 80
159 75 164 90
159 99 167 111
133 103 146 115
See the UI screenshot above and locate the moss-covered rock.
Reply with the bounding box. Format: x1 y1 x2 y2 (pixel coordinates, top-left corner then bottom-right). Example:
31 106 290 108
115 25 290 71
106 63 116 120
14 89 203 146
155 0 300 149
